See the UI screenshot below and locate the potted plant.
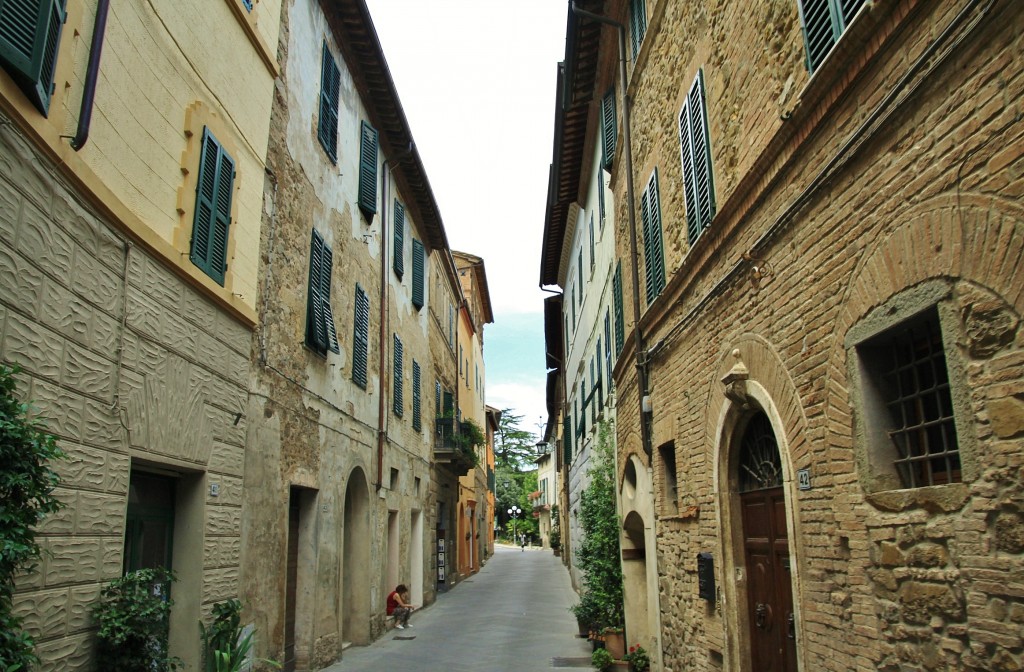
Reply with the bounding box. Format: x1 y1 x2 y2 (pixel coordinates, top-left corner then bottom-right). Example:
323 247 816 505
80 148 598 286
591 647 614 671
200 598 280 672
93 568 181 672
624 644 650 672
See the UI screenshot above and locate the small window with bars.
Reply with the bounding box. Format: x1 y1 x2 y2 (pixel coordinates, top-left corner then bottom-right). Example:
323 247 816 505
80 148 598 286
857 308 960 488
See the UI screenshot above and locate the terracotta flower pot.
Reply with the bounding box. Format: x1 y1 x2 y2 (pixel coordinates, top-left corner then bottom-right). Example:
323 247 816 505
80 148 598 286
603 628 625 660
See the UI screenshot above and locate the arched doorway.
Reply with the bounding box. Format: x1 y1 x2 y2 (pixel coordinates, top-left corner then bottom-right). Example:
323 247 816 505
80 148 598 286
735 411 797 672
342 468 370 645
621 510 649 646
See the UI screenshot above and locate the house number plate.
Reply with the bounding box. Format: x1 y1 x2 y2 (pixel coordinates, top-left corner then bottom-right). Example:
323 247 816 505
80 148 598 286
797 468 811 491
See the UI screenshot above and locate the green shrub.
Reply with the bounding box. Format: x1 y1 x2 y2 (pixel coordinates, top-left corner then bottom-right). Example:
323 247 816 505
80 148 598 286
201 599 280 672
93 568 180 672
0 365 65 670
591 646 614 671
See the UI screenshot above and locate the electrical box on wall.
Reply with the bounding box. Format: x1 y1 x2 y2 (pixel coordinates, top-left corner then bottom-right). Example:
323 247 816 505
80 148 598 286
697 552 715 602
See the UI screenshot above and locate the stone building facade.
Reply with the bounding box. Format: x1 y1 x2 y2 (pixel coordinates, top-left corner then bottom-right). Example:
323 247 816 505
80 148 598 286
241 0 473 668
0 0 279 668
557 0 1024 670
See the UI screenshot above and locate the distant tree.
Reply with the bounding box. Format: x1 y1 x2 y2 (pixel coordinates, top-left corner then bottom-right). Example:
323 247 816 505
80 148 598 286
494 409 539 470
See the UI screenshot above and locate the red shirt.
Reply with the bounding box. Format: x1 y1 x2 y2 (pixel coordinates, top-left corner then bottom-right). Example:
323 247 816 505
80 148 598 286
386 591 400 615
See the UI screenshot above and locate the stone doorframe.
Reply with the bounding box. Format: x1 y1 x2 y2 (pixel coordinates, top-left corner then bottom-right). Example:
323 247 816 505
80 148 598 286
709 340 809 672
618 453 662 665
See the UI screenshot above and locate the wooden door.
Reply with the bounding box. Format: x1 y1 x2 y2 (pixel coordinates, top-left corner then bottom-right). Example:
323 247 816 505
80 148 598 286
742 487 796 672
284 498 300 672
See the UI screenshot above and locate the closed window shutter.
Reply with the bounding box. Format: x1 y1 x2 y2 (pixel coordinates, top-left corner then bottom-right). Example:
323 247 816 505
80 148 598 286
629 0 646 62
604 311 613 381
443 390 454 416
799 0 866 73
352 285 370 388
358 120 379 218
598 169 607 227
0 0 66 116
318 43 340 163
393 335 403 417
393 200 405 278
679 69 715 245
648 169 666 300
613 262 624 355
600 89 617 169
412 361 422 431
190 127 234 286
588 213 595 269
563 415 571 463
306 231 327 352
411 240 426 309
320 240 339 353
435 380 441 416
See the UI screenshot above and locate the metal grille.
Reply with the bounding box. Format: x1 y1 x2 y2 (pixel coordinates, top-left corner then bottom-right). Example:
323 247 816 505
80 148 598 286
738 413 782 493
881 316 960 487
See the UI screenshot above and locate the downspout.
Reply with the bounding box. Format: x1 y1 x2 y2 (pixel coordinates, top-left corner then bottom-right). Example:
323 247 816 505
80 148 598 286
569 3 651 460
70 0 110 151
376 162 390 492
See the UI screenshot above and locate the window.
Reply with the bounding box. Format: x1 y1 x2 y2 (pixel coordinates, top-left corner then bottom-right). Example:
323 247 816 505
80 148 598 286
358 120 379 219
628 0 647 62
613 262 624 355
448 304 454 349
412 360 422 431
318 42 340 163
798 0 867 73
588 213 595 270
679 68 716 245
0 0 66 116
190 127 235 286
659 442 679 514
435 380 441 416
393 335 403 417
640 169 666 305
577 250 584 301
855 307 961 489
563 415 572 463
352 285 370 389
600 88 617 169
604 311 613 378
305 230 340 355
123 472 175 573
598 170 607 228
393 200 405 278
412 239 425 309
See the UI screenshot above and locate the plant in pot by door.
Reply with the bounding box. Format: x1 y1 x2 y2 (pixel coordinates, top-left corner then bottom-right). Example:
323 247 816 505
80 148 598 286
624 644 651 672
592 647 614 672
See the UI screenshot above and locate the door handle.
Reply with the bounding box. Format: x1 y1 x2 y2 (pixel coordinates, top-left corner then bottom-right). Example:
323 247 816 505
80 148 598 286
787 612 795 639
754 603 772 629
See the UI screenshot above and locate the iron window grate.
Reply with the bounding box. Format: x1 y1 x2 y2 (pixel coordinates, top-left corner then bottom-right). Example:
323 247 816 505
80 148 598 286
882 315 960 488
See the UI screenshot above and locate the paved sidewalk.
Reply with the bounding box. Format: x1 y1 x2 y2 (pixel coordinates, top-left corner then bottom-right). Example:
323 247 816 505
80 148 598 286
320 545 591 672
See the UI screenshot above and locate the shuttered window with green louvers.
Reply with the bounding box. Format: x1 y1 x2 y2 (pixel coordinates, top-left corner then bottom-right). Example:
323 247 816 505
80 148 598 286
352 285 370 388
393 335 403 417
613 262 624 355
628 0 647 63
306 230 340 355
0 0 66 116
318 42 340 163
640 168 666 305
393 200 405 278
600 88 617 170
798 0 866 73
563 415 572 463
679 68 716 246
358 120 379 218
412 360 422 431
190 127 234 286
412 239 425 309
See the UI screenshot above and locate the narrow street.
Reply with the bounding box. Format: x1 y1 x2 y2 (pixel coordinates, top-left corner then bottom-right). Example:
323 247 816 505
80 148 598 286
322 545 591 672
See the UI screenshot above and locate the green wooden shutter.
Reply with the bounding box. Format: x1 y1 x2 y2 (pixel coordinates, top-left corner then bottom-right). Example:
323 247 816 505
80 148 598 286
629 0 646 62
799 0 866 73
320 240 339 353
412 361 422 431
435 380 441 415
393 335 403 417
358 120 379 218
190 127 234 286
600 88 617 170
680 69 716 246
0 0 66 116
306 231 328 352
640 177 655 304
318 42 340 163
647 169 666 300
411 239 426 309
598 169 607 227
443 390 454 416
393 200 405 278
613 261 624 355
604 311 613 381
588 213 595 269
563 415 571 463
352 285 370 388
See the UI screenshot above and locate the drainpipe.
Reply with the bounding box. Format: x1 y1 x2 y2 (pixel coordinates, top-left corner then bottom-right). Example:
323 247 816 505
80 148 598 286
70 0 110 151
569 2 651 461
376 162 390 492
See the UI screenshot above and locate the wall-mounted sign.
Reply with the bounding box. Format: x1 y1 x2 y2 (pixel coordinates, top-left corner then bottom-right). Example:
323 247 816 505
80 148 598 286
797 468 811 491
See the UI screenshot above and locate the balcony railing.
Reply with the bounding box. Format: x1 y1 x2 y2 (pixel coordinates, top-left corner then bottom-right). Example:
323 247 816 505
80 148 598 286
434 417 477 476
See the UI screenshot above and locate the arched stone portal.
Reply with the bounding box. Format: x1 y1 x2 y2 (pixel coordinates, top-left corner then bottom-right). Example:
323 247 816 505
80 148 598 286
622 510 650 647
342 468 370 645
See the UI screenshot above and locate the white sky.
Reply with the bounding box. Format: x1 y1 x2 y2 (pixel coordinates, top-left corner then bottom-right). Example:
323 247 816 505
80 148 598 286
364 0 569 435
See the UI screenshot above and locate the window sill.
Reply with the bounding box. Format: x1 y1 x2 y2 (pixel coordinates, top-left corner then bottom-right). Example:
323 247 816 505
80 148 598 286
865 483 969 514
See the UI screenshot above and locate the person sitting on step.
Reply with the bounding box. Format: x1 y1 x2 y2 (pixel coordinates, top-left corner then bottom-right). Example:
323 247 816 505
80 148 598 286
386 583 415 630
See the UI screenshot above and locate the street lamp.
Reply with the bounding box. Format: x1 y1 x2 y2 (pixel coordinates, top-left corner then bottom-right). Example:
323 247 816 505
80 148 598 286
507 505 522 548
